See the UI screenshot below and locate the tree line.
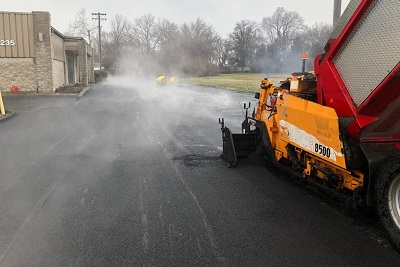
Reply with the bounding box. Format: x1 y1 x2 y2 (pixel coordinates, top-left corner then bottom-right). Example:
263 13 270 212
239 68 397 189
65 8 332 76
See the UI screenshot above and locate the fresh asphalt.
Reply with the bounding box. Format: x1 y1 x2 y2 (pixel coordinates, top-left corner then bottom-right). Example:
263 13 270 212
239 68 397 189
1 77 399 266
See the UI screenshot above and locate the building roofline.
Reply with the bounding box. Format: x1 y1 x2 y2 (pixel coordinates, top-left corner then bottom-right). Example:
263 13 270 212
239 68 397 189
51 27 85 41
64 36 85 41
51 27 65 38
0 11 32 14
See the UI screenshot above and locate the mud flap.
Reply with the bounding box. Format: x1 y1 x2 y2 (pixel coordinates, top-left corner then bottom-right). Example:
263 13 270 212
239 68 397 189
220 118 257 167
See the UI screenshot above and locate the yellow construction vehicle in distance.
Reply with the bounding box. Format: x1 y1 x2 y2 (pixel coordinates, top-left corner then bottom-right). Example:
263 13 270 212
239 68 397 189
156 75 176 86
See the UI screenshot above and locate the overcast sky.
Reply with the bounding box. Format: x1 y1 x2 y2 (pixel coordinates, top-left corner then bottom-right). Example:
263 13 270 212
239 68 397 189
2 0 350 37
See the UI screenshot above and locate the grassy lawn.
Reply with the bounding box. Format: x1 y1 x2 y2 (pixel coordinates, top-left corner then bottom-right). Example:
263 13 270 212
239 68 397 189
179 73 290 92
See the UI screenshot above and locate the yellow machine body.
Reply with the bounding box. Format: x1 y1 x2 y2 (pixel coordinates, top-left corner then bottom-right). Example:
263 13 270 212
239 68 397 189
254 80 364 191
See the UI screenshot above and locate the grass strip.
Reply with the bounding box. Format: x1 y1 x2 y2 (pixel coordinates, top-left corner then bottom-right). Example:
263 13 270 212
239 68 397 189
179 73 289 92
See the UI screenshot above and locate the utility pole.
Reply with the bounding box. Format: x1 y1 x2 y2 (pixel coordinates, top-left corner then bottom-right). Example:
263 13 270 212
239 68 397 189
333 0 342 27
92 12 107 71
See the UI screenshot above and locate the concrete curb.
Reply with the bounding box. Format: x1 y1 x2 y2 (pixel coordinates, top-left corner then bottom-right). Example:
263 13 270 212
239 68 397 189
0 110 16 123
77 86 91 99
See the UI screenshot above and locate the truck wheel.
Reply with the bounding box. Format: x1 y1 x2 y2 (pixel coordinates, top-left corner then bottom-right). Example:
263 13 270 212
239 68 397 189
375 162 400 250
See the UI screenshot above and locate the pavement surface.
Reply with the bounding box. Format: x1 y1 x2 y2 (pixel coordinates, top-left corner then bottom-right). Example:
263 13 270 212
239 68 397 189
1 76 400 266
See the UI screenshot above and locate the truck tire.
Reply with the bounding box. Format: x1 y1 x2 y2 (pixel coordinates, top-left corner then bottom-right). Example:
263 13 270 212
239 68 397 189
375 161 400 250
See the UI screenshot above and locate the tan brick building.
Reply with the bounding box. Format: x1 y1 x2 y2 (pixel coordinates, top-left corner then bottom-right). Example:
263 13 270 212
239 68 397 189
0 11 94 92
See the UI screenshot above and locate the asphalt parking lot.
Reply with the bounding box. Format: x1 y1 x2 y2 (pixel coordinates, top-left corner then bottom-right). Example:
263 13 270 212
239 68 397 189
1 78 400 266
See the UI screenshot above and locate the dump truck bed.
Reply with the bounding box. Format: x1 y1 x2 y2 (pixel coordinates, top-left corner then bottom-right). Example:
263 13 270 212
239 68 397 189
315 0 400 142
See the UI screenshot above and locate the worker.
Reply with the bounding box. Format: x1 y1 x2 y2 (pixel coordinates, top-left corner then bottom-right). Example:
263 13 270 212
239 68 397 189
156 75 166 86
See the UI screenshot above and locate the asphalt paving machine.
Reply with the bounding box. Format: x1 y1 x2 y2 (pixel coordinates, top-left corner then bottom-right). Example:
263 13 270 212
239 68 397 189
219 0 400 249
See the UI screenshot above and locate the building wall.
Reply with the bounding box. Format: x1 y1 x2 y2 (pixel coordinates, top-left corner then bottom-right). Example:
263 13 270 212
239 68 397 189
52 60 65 89
0 12 37 91
51 31 65 89
80 40 88 85
75 53 79 83
85 43 94 84
0 11 94 92
32 11 54 92
65 40 79 85
0 12 34 58
0 58 36 91
51 31 64 61
88 54 94 83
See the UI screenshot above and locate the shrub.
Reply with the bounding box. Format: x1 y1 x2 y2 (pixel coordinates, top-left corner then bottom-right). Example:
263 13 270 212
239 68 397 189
94 70 108 83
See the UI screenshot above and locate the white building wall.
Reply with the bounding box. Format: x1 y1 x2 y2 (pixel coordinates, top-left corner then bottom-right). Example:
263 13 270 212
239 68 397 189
52 60 65 90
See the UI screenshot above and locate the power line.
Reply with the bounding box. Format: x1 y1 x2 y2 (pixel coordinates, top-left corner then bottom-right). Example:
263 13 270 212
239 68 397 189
92 12 107 71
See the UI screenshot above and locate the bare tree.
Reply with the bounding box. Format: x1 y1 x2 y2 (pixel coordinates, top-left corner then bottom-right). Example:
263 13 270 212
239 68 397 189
252 43 268 72
271 21 332 73
157 19 180 72
180 18 219 60
262 7 304 45
297 22 332 70
179 18 220 75
261 7 304 62
229 20 261 72
129 14 160 53
157 18 179 44
65 8 96 44
102 14 131 70
303 23 332 56
215 38 231 69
